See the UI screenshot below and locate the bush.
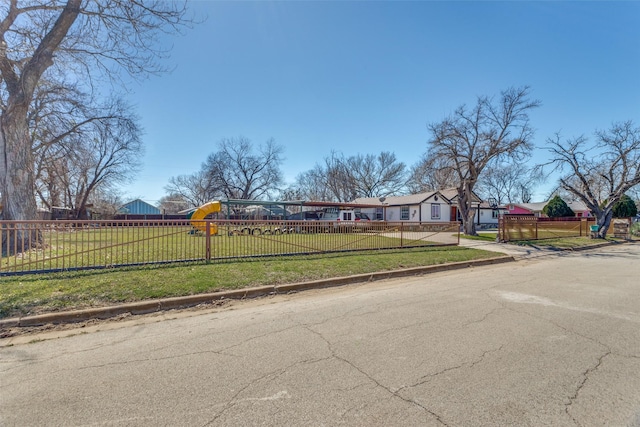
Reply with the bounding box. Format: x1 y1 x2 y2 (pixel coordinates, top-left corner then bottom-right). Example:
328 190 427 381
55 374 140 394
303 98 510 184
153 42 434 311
612 194 638 218
543 195 575 218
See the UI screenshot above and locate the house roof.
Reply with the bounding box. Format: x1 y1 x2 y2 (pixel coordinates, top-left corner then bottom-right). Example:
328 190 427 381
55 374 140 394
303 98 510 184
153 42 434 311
121 198 149 207
119 199 161 214
478 201 506 209
512 202 547 213
510 200 591 213
352 188 480 207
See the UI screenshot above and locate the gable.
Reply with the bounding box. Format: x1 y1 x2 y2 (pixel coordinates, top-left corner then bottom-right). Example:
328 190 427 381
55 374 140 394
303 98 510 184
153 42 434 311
119 199 161 215
353 189 458 207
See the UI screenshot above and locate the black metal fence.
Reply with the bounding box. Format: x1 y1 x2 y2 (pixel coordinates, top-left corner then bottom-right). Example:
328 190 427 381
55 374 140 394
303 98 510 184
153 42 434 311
1 219 460 275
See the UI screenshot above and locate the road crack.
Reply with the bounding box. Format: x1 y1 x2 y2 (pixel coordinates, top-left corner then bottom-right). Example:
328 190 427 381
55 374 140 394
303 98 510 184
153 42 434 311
564 350 611 426
403 344 504 391
303 324 450 426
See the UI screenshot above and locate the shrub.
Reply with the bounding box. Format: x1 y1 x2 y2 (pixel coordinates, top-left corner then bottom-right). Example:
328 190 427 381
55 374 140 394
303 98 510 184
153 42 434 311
543 195 575 218
612 194 638 218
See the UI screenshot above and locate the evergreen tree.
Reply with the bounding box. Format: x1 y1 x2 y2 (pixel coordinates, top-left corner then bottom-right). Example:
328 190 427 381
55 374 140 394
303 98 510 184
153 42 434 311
543 195 575 218
612 194 638 218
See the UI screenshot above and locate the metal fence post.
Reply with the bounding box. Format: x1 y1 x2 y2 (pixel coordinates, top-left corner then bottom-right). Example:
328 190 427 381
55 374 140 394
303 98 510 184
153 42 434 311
205 221 211 261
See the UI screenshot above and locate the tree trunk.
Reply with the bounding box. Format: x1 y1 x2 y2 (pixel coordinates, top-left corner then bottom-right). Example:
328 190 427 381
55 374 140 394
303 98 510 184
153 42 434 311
0 0 82 253
1 110 42 255
596 209 613 239
457 182 478 236
1 114 39 221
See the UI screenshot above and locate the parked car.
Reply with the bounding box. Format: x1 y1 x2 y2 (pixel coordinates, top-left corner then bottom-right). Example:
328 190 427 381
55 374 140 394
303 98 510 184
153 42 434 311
352 212 372 230
286 211 321 221
286 211 325 233
330 211 372 232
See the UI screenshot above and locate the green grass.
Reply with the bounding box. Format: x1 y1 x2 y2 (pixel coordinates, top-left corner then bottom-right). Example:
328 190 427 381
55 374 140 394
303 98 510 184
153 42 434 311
512 236 620 249
460 232 497 242
0 246 497 318
1 225 452 274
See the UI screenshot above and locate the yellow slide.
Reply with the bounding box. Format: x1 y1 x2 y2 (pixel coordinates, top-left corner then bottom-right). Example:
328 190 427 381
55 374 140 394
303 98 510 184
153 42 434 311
190 201 221 233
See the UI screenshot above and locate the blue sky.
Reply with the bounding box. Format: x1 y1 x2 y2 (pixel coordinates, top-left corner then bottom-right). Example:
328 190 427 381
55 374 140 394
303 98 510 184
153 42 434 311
123 1 640 205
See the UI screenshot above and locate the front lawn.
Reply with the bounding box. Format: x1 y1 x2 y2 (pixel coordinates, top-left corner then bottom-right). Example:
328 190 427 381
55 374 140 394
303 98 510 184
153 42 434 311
0 246 498 319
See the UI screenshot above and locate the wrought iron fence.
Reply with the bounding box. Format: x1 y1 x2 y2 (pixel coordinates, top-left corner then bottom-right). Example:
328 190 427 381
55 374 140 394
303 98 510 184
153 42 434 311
1 219 460 275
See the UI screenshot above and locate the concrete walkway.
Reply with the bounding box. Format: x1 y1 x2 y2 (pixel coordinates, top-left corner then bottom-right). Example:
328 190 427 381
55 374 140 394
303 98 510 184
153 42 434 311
457 236 617 259
457 237 553 259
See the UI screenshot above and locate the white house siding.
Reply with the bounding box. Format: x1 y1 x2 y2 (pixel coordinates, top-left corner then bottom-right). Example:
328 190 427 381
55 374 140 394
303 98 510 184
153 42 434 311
477 208 499 226
384 206 420 222
352 188 477 223
421 203 451 222
360 203 452 222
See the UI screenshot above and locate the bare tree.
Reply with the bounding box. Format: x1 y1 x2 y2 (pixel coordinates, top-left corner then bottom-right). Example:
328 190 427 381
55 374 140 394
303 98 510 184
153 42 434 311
543 121 640 238
285 165 333 201
321 152 357 202
346 151 407 198
157 193 190 215
477 162 543 205
86 187 125 219
203 137 284 200
73 117 141 218
0 0 190 251
427 86 540 235
289 151 407 202
407 154 459 194
165 170 219 209
33 95 142 218
167 137 285 204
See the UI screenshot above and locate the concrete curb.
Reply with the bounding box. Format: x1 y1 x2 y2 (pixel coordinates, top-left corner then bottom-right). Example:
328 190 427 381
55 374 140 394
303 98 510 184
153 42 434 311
0 256 514 329
530 239 632 252
566 240 636 251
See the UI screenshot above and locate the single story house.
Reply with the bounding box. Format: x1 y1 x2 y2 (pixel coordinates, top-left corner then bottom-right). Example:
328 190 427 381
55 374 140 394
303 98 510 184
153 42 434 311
352 188 483 223
476 201 508 228
118 199 161 215
504 201 591 217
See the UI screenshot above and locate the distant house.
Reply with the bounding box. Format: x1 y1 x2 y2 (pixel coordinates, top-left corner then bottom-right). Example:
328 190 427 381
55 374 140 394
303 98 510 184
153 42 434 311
353 188 482 223
476 201 507 228
505 201 591 217
118 199 161 215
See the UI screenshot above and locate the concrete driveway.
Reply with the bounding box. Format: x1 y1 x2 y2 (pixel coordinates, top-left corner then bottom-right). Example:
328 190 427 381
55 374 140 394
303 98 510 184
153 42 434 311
457 235 561 259
2 243 639 426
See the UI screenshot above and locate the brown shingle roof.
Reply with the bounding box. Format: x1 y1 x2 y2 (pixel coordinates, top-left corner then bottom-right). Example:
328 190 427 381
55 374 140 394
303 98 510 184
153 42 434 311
352 188 477 206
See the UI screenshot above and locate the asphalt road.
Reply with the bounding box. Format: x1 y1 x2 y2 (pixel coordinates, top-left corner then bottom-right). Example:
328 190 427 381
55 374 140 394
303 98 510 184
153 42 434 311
2 243 640 426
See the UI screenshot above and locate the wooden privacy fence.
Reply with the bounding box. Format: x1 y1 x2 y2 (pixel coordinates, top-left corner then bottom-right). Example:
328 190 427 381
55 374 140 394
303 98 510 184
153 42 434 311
498 216 596 242
0 219 460 276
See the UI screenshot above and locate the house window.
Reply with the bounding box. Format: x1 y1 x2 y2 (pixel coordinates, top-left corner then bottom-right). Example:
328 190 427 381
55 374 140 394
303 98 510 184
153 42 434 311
431 204 441 220
375 207 383 220
342 212 352 220
401 206 410 220
492 210 500 219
